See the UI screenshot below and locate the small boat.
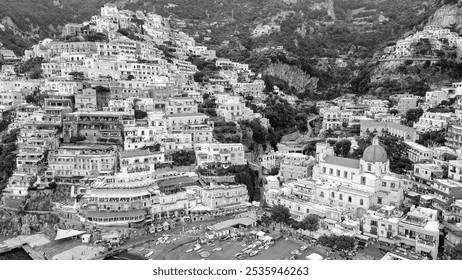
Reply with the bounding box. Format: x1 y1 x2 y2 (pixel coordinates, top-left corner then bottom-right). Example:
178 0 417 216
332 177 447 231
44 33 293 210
186 249 193 253
145 251 154 258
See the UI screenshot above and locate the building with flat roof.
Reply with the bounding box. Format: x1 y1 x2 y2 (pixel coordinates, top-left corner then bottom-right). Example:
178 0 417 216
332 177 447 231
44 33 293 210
404 141 433 163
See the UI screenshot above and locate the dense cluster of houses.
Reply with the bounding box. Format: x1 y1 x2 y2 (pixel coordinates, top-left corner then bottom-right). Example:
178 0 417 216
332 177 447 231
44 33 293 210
0 4 269 228
260 83 462 259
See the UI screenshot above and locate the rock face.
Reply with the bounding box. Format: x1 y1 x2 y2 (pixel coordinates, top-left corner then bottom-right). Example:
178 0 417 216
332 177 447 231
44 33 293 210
326 0 336 21
264 62 319 92
427 2 462 27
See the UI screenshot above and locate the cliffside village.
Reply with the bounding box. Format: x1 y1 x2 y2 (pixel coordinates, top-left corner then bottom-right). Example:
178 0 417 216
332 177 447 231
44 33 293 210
1 4 462 260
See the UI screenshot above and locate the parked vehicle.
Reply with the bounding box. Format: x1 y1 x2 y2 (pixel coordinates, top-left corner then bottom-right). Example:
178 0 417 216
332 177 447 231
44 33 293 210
249 250 258 257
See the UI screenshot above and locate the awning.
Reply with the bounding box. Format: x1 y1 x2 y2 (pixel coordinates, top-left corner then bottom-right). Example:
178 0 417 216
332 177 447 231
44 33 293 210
378 236 398 244
324 218 338 224
362 232 378 239
55 229 86 241
189 204 212 212
354 234 371 241
306 253 323 260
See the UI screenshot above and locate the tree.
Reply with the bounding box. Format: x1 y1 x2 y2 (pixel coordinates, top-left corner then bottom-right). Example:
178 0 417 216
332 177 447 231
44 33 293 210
193 71 205 83
405 108 423 126
300 214 319 236
334 236 356 251
270 205 291 230
450 244 462 260
390 109 399 115
260 214 272 227
334 139 352 157
171 150 196 166
127 74 135 81
442 153 458 161
135 110 147 119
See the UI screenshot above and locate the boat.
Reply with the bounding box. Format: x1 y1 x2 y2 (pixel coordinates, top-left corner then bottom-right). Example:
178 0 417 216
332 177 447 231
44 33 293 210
212 247 222 252
186 249 193 253
145 251 154 258
249 250 258 257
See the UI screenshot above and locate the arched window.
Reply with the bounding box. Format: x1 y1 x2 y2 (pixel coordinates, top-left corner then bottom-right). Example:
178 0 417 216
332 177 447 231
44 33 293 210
331 192 335 198
367 163 372 172
339 194 343 200
348 196 352 203
360 199 364 206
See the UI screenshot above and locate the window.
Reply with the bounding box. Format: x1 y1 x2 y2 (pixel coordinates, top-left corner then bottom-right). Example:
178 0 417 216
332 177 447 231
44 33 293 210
337 170 340 176
329 168 333 175
377 197 382 204
320 191 324 198
361 176 366 185
391 183 395 188
348 196 352 203
344 171 348 178
339 194 343 200
367 163 372 172
322 167 326 173
382 182 387 187
360 199 364 206
331 192 335 198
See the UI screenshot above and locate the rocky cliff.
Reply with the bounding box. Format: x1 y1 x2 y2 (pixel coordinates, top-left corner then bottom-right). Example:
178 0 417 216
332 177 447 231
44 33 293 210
427 1 462 27
264 62 319 92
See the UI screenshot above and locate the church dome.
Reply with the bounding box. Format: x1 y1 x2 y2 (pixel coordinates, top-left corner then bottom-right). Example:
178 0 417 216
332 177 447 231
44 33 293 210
362 136 388 163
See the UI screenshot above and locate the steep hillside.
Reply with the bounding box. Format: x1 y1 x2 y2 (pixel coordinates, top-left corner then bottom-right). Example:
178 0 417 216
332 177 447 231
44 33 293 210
0 0 110 54
0 0 455 97
352 0 462 97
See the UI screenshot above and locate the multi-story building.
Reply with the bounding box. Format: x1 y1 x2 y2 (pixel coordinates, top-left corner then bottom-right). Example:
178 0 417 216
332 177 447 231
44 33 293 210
200 183 249 210
360 120 419 142
446 124 462 149
167 113 214 144
63 111 126 144
166 97 197 115
398 94 419 114
363 205 403 241
46 144 117 179
278 153 315 181
404 141 433 163
414 112 451 133
428 179 462 212
195 143 246 168
410 163 444 194
426 89 449 108
397 207 440 260
75 88 98 112
215 94 259 122
442 200 462 253
322 107 342 130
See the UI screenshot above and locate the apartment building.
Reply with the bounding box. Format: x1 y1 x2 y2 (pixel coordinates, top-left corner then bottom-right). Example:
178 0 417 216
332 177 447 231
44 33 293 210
404 141 433 163
278 153 315 181
195 143 246 168
200 183 249 210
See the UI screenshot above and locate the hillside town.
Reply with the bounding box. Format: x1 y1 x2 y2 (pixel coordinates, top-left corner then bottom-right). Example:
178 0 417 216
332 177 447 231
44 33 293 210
1 3 462 261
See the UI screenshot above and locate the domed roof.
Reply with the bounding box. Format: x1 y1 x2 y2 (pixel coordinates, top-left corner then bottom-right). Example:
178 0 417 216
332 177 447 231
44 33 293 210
362 136 388 163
